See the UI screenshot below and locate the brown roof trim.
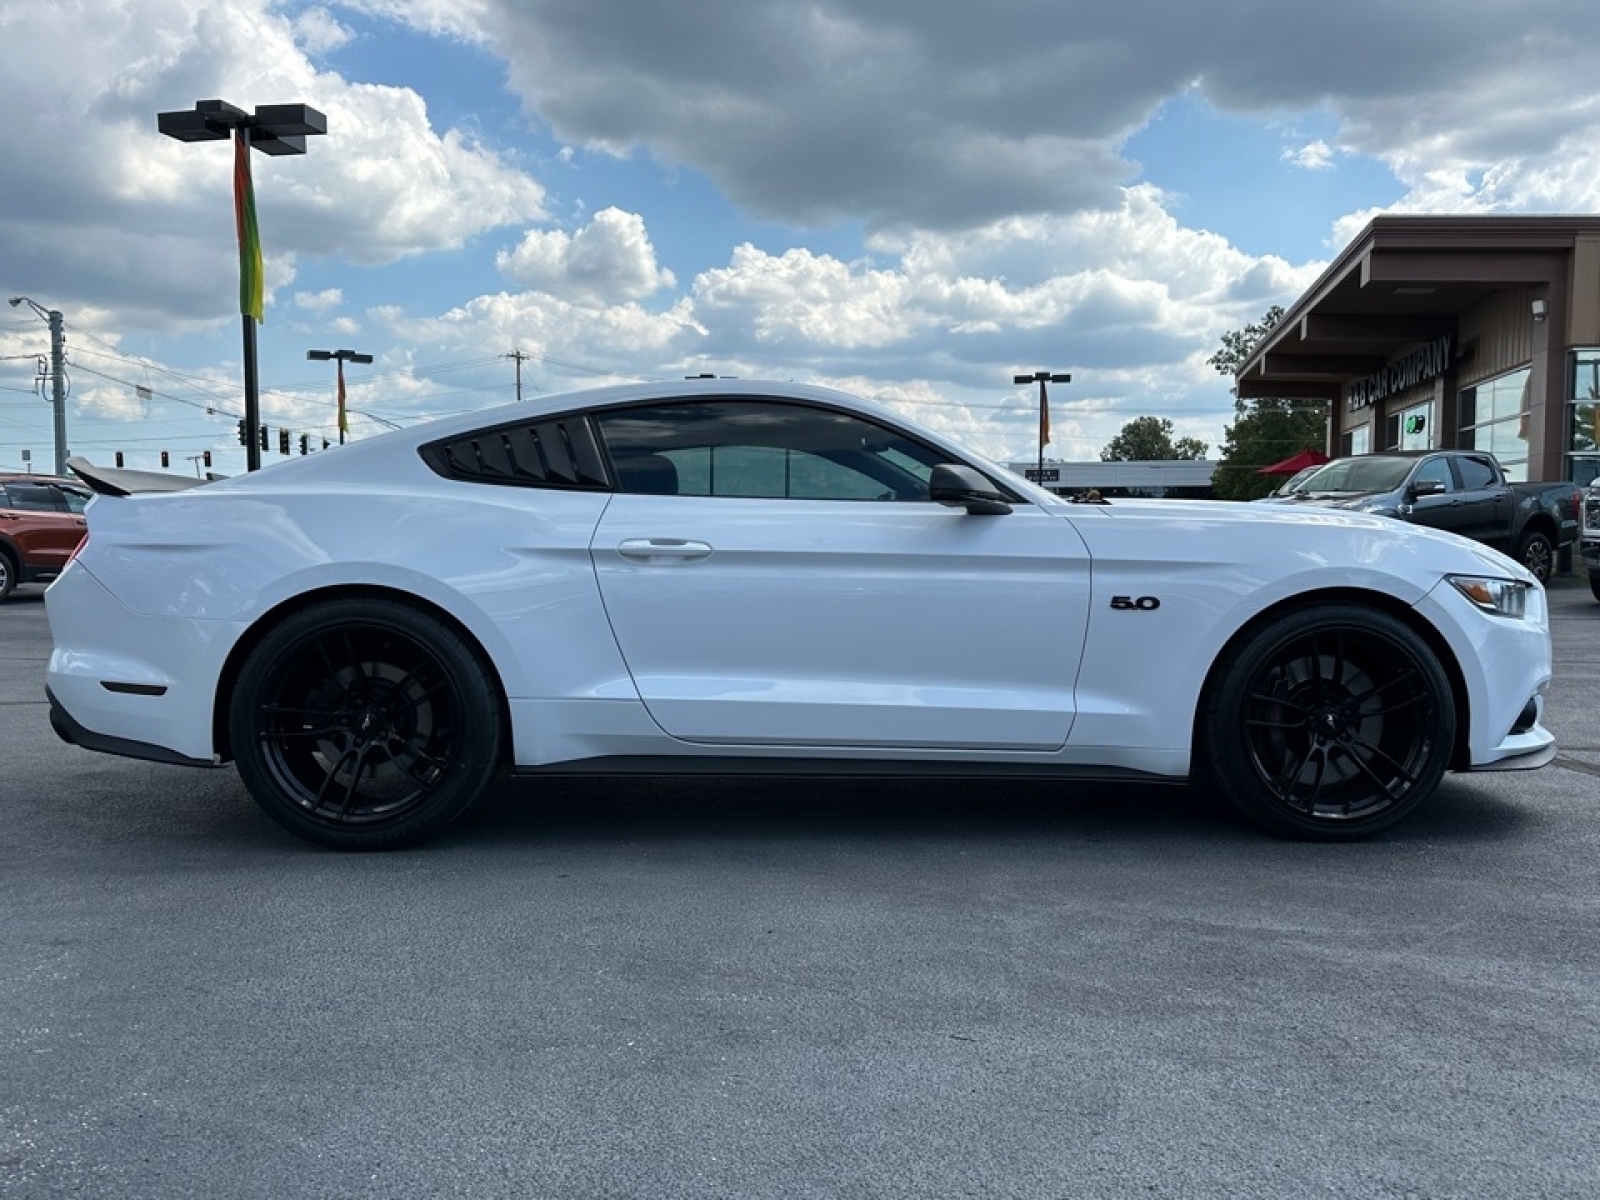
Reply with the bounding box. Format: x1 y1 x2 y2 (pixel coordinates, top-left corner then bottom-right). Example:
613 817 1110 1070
1237 214 1599 381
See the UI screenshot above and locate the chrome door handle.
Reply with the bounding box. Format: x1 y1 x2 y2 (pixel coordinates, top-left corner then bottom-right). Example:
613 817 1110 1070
616 538 712 561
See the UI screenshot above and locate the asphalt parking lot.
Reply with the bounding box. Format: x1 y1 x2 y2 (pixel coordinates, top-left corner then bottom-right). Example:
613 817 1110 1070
2 578 1598 1199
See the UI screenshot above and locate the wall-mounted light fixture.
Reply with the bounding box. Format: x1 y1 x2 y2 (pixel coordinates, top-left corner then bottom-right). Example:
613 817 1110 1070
1531 298 1548 322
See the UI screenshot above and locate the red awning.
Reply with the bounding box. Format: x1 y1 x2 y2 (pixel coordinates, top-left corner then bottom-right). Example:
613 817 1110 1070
1256 449 1330 475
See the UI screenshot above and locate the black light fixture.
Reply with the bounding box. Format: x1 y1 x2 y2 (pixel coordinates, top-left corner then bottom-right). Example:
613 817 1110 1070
158 99 327 470
307 349 373 444
1013 370 1071 485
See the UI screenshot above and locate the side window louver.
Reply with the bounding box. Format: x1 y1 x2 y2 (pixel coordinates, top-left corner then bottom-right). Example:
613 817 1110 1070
419 417 611 489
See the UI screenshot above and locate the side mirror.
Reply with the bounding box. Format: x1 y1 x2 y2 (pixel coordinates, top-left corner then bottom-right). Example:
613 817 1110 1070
1409 478 1448 499
929 464 1012 515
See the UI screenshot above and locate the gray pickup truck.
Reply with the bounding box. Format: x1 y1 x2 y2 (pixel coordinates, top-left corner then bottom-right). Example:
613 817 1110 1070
1262 449 1580 583
1580 484 1600 601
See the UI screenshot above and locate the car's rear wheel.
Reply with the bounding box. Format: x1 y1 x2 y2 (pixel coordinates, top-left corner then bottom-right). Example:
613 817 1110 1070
1202 605 1454 840
1516 530 1554 583
229 598 503 850
0 548 14 601
1589 572 1600 604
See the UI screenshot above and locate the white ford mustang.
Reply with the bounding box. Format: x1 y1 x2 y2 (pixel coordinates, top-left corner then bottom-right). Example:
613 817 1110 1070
46 379 1554 849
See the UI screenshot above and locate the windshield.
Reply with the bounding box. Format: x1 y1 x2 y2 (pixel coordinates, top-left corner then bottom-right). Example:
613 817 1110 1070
1298 456 1415 494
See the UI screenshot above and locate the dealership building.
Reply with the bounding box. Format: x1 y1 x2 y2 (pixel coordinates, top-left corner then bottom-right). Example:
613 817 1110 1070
1235 215 1600 488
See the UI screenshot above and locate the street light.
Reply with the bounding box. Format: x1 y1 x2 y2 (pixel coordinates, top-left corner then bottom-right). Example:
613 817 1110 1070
8 296 69 476
306 349 373 444
158 99 327 470
1014 370 1070 484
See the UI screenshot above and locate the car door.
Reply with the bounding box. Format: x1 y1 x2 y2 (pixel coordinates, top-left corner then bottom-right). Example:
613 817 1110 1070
0 482 87 570
589 398 1091 751
1450 454 1513 548
1402 456 1474 538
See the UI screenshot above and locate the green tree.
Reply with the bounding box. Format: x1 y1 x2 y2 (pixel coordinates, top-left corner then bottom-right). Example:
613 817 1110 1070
1101 415 1208 462
1207 305 1330 501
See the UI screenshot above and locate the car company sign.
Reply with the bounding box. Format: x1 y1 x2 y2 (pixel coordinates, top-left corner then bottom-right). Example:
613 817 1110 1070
1346 333 1453 412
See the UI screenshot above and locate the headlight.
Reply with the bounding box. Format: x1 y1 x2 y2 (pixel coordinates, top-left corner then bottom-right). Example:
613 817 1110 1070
1448 575 1530 619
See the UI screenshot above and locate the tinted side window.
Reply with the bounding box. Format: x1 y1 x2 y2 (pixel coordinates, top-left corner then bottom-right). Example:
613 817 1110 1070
418 417 610 489
3 483 65 511
1413 458 1455 492
595 400 947 501
1456 456 1498 490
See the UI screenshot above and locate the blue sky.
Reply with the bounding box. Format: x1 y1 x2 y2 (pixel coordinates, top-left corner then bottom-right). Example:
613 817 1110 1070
3 0 1598 478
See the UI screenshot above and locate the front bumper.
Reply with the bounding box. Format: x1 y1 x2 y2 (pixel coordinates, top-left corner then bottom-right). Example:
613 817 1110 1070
1415 575 1555 771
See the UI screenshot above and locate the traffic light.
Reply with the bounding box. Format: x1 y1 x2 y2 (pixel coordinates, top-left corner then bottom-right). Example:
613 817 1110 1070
299 434 309 456
203 450 212 469
259 425 268 452
278 428 291 456
114 451 124 468
160 450 169 468
237 419 249 446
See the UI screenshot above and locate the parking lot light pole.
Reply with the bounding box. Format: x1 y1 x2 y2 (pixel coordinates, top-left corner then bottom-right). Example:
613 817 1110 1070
158 99 326 471
306 349 373 444
1014 370 1070 483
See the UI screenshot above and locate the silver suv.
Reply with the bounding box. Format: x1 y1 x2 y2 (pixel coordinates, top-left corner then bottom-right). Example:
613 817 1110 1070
1581 484 1600 602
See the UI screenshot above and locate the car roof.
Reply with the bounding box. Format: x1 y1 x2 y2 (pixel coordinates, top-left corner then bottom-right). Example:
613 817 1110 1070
0 474 80 487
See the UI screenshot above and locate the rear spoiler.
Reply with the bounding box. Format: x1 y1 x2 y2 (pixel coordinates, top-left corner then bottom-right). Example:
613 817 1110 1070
67 456 222 498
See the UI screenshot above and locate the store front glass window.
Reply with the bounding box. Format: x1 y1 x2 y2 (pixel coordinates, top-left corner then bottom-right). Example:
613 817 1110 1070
1569 349 1600 486
1382 402 1432 451
1338 424 1371 456
1458 367 1529 480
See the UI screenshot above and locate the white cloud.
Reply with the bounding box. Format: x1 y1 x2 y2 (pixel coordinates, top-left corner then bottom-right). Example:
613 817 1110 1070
352 0 1600 233
496 208 675 304
0 0 545 327
293 7 355 54
1284 140 1335 170
294 288 344 314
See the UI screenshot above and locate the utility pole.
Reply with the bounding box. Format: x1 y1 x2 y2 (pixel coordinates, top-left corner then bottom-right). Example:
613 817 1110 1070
8 297 69 475
506 349 529 402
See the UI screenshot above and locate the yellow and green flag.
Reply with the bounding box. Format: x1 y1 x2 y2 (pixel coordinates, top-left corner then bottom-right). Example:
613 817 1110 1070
232 130 264 323
337 362 349 437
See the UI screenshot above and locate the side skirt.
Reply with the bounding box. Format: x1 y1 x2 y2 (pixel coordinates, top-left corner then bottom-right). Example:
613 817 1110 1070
512 756 1187 783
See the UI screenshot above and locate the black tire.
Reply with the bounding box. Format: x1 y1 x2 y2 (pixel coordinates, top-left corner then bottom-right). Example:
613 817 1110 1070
228 598 503 850
0 548 14 602
1589 573 1600 604
1516 530 1554 583
1201 605 1455 840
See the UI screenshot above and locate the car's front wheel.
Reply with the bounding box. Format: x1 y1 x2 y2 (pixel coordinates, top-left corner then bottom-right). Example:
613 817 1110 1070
1201 605 1455 840
0 549 14 601
229 598 504 850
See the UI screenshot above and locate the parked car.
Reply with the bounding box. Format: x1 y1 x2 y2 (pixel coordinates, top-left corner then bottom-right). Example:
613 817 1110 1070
1580 483 1600 602
1261 450 1579 582
47 380 1554 849
1253 463 1323 501
0 474 90 601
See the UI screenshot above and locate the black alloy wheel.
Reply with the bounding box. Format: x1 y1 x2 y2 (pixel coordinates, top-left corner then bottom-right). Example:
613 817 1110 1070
1516 531 1554 584
1203 605 1454 839
229 599 503 850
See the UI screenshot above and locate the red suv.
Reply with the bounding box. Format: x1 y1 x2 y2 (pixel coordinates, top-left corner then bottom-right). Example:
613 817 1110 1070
0 474 90 601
